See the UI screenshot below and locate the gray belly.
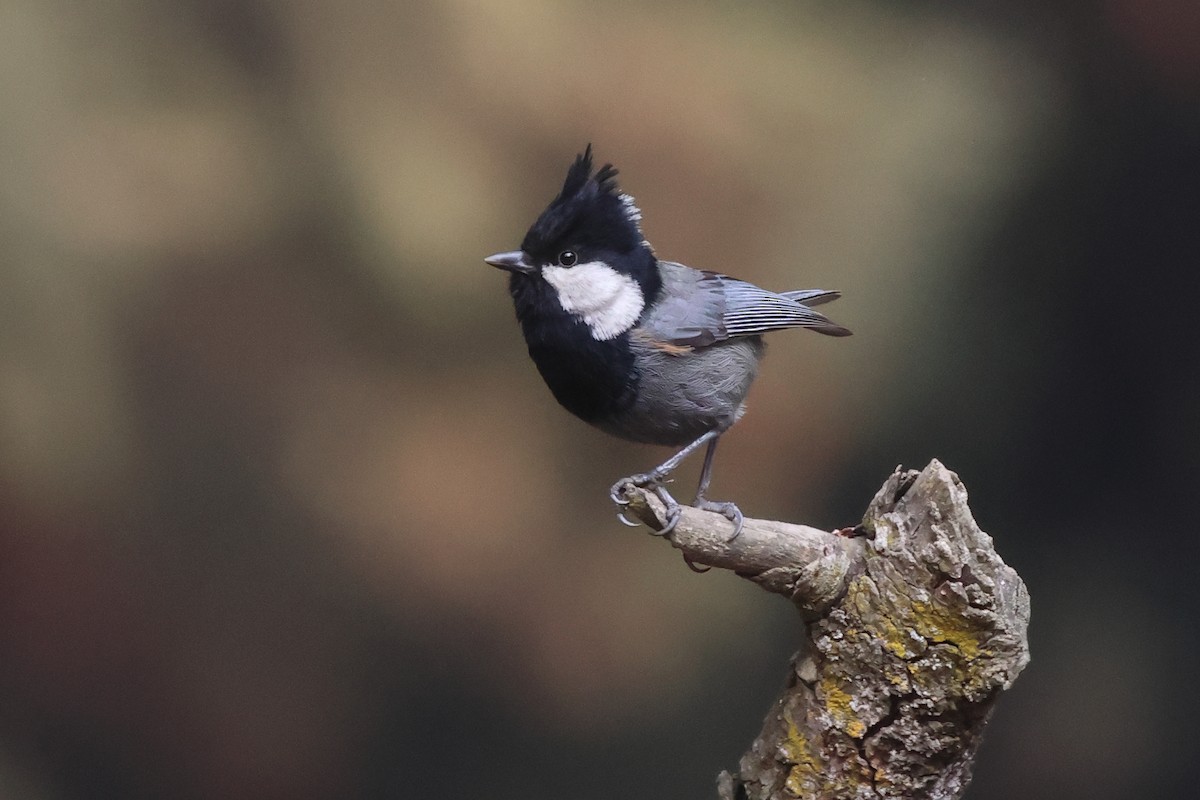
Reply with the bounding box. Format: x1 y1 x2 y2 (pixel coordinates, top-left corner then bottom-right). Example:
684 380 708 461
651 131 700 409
594 336 764 446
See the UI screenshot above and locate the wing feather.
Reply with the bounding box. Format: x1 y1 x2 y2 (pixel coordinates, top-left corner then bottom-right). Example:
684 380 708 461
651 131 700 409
638 262 851 347
710 273 851 338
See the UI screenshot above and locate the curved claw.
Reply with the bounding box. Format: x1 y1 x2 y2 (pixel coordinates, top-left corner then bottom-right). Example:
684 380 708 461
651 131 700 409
651 485 682 537
657 504 682 537
695 499 745 541
610 474 686 535
616 510 641 527
682 554 712 573
727 506 745 541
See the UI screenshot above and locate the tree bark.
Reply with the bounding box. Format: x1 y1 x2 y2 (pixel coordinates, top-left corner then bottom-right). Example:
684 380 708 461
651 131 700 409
615 460 1030 800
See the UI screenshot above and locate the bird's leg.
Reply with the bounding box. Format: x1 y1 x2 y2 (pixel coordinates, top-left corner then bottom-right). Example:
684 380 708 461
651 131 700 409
692 435 745 540
611 430 719 535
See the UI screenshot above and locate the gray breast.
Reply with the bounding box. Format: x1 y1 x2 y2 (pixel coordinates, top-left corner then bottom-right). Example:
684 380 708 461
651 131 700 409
594 333 764 446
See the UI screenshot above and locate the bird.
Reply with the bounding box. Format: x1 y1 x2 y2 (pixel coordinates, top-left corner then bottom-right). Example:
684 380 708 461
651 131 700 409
485 145 850 539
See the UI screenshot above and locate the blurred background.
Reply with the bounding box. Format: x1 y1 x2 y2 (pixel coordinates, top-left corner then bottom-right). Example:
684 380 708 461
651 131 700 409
1 0 1197 797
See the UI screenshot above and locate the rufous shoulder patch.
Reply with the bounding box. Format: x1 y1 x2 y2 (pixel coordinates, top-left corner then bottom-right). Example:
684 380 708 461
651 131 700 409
631 329 693 356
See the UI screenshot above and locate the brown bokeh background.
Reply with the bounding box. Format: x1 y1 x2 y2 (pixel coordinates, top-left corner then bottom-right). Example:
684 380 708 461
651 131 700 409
2 1 1198 798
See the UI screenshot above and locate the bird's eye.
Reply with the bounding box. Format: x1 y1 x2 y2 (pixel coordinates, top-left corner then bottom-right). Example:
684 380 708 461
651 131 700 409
557 250 578 267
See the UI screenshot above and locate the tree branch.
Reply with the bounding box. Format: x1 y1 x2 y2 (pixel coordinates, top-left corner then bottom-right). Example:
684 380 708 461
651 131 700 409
616 460 1030 800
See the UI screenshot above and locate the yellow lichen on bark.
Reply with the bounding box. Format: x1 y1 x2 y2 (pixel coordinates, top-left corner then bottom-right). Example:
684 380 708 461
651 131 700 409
909 599 986 660
781 712 825 796
819 677 866 739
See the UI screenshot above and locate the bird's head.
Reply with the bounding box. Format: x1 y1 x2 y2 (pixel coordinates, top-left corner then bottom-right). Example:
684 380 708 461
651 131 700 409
486 146 660 340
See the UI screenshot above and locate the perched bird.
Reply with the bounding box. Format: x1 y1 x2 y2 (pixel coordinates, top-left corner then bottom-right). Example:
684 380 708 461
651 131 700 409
486 146 850 537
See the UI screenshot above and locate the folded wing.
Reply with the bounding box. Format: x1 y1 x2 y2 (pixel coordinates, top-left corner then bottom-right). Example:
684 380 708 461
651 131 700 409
719 276 851 338
642 263 851 347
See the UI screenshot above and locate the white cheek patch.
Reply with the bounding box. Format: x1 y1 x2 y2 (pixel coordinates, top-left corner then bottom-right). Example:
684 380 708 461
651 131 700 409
543 261 645 340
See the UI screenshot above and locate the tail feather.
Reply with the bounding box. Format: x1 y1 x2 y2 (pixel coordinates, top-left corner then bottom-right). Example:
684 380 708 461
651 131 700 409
780 288 840 307
781 289 850 336
802 309 852 337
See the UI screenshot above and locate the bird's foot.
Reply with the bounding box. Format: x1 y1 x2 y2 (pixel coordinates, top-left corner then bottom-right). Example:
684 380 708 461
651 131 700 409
609 474 642 506
693 498 744 540
610 474 681 536
609 471 669 503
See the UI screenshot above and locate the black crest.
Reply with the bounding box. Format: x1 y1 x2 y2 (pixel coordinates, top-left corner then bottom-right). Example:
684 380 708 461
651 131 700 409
521 145 644 262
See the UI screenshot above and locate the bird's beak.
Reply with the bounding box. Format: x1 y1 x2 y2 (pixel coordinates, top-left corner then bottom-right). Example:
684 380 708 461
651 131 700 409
484 250 536 274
